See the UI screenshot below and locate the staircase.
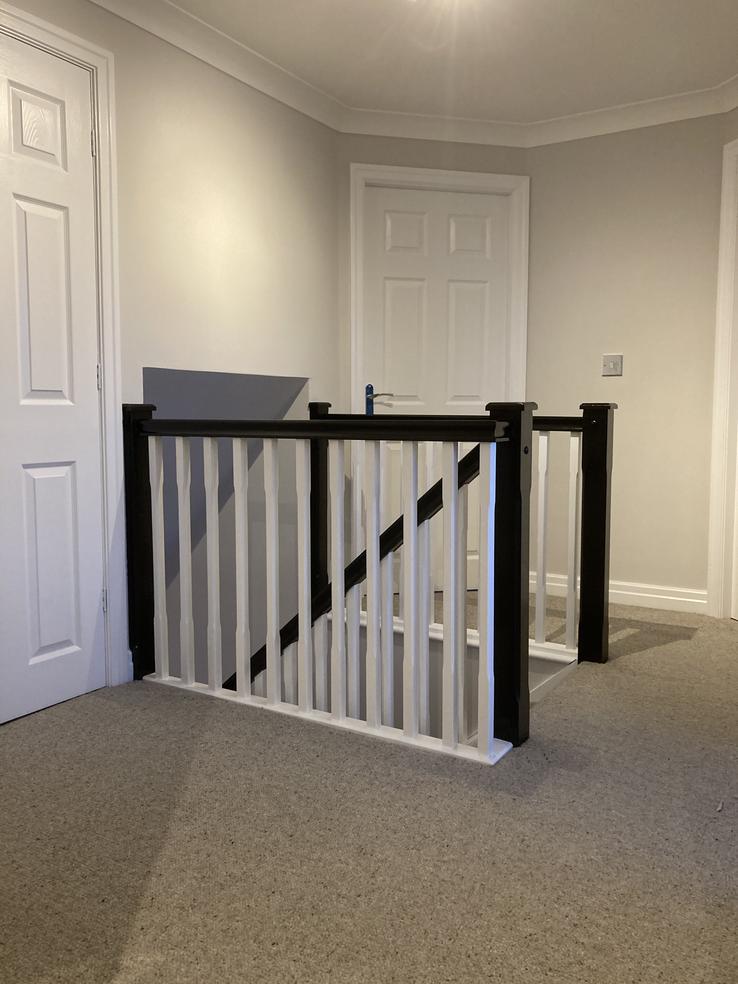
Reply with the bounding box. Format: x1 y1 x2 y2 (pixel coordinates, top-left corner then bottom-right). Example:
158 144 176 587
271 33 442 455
122 401 615 764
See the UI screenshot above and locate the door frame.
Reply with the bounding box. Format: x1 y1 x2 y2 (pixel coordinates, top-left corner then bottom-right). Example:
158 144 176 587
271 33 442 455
349 162 530 413
0 3 129 683
707 138 738 618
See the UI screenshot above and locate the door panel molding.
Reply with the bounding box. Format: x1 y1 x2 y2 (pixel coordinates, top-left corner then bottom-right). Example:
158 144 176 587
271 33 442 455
0 2 127 684
350 162 529 413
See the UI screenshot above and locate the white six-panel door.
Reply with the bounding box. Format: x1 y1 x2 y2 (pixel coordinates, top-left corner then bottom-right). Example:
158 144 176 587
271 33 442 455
363 185 512 589
0 34 106 722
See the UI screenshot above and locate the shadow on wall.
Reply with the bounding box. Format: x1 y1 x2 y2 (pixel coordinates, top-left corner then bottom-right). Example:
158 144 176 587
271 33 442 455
143 368 309 686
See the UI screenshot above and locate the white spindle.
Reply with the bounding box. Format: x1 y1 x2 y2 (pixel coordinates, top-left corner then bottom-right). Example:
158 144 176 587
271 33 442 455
203 436 222 691
418 518 430 734
364 441 382 728
232 438 250 698
402 442 420 738
175 437 194 686
347 444 362 717
379 442 395 726
149 436 169 679
284 642 298 705
379 441 390 527
456 482 468 740
381 552 394 726
295 439 313 712
313 614 329 712
477 442 497 758
442 442 459 748
329 440 346 720
417 442 434 734
264 438 281 704
535 431 550 644
566 432 582 651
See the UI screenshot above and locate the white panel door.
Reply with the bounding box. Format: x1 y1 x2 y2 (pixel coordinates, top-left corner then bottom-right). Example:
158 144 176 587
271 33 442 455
363 185 510 588
0 34 106 722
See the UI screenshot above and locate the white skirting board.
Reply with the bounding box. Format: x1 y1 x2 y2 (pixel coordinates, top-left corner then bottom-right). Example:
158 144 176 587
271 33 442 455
530 572 707 614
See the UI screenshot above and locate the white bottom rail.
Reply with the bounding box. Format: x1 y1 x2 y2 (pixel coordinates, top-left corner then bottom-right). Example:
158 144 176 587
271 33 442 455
144 610 578 767
143 672 511 766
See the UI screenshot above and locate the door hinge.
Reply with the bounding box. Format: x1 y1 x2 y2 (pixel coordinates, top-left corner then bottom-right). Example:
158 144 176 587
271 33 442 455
90 127 97 158
102 588 108 613
96 363 102 391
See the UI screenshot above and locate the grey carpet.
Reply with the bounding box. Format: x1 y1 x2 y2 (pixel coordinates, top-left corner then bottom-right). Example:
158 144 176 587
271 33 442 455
1 604 736 983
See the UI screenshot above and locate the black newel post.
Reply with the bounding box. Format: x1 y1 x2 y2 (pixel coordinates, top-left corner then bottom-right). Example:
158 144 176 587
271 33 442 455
577 403 617 663
486 401 536 747
122 404 156 680
308 402 331 597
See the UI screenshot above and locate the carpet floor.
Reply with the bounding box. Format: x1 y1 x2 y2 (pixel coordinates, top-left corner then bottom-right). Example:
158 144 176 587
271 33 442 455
1 603 736 984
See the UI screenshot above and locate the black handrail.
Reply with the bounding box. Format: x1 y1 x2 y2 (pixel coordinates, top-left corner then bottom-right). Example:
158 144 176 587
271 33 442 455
533 415 585 432
140 417 509 442
312 410 585 433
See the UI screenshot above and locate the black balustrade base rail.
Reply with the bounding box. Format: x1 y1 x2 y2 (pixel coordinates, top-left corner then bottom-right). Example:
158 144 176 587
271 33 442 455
122 400 616 749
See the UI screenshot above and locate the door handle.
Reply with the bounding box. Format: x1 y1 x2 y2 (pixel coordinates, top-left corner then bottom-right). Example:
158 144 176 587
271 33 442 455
365 383 394 416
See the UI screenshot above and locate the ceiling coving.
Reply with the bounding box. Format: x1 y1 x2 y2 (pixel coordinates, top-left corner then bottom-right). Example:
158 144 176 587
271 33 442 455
93 0 738 146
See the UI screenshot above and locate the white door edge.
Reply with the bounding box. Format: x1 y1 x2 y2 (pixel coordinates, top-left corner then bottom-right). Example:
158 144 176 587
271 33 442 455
0 2 129 684
707 137 738 619
349 161 529 414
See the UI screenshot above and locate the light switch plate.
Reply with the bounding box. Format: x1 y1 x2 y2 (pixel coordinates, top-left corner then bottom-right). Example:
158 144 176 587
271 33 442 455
602 353 623 377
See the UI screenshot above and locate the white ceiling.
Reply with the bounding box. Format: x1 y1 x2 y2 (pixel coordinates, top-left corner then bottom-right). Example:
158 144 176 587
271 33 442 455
168 0 738 124
90 0 738 145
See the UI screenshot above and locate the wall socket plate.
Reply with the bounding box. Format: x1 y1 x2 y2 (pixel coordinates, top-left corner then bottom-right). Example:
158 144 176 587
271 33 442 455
602 353 623 377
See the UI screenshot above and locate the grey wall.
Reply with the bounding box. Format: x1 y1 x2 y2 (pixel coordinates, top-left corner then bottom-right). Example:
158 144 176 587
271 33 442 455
15 0 340 406
336 116 727 594
143 369 308 684
724 107 738 144
526 117 724 591
12 0 735 599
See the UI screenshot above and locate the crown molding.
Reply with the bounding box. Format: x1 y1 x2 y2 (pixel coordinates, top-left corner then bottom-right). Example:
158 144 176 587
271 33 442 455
89 0 344 129
89 0 738 148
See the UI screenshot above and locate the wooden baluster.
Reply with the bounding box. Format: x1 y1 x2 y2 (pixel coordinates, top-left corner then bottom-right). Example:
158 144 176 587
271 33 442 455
402 442 419 738
442 442 459 749
364 440 382 728
379 441 395 726
535 431 550 644
456 482 468 740
203 437 222 691
149 436 169 679
381 552 395 727
232 438 250 698
417 442 433 734
346 442 362 718
295 439 314 712
175 437 194 686
263 438 281 704
566 432 582 652
313 614 329 712
283 642 298 705
329 440 346 720
478 442 497 758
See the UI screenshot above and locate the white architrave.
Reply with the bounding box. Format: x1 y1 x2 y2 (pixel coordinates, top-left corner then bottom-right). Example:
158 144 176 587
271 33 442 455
350 163 529 414
708 138 738 618
0 3 125 684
